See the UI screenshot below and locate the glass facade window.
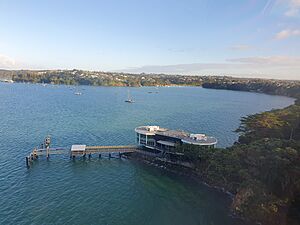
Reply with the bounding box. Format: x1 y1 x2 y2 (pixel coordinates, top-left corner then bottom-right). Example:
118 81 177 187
147 140 155 146
139 134 147 145
136 133 157 146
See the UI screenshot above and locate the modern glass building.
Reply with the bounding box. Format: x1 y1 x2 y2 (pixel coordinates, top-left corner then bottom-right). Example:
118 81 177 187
135 126 217 154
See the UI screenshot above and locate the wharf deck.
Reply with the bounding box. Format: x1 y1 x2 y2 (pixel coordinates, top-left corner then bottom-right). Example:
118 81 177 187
26 143 138 167
72 145 138 156
33 148 68 156
30 145 137 157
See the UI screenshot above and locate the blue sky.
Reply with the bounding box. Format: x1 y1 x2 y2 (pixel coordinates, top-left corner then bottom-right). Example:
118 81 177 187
0 0 299 79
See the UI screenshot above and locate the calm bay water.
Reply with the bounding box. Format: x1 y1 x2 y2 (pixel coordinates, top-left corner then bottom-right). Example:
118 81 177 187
0 83 294 225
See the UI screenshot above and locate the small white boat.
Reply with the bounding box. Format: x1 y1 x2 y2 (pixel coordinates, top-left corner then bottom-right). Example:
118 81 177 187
125 90 134 103
125 99 134 103
74 92 82 95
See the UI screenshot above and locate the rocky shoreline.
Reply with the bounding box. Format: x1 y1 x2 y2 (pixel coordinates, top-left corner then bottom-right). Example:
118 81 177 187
125 152 255 225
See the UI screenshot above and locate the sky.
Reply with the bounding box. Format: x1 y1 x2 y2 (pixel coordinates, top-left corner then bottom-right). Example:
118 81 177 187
0 0 299 80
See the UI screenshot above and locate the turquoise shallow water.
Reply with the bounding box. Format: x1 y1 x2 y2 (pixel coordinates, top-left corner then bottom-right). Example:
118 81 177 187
0 83 294 225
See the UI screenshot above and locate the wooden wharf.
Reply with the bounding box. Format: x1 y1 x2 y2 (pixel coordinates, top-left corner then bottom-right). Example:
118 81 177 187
26 136 138 167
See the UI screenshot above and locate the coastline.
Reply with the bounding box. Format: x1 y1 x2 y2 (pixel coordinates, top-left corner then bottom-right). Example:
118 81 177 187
125 153 253 224
126 152 235 196
2 79 299 225
124 85 299 225
1 79 297 102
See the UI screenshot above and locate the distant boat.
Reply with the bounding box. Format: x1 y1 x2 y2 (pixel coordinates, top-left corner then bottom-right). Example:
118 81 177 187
125 90 134 103
2 79 14 83
74 92 82 95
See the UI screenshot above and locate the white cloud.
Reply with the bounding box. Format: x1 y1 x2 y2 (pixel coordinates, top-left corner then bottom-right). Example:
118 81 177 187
262 0 276 15
227 56 300 65
0 54 16 68
229 45 252 51
119 56 300 80
284 0 300 17
291 0 300 5
275 29 300 39
285 8 299 16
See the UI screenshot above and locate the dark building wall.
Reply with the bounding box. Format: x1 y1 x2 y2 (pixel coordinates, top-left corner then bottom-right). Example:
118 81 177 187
154 134 182 144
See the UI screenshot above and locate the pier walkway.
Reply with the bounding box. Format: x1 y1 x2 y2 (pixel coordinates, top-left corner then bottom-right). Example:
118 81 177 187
26 136 138 167
71 145 138 156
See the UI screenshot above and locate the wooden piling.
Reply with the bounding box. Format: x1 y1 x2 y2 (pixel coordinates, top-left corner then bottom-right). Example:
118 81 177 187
26 157 29 167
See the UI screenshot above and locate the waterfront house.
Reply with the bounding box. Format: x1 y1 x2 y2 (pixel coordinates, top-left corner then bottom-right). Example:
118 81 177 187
135 126 217 159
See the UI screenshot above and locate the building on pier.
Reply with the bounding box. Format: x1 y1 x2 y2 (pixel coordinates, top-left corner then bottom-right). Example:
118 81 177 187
135 126 217 157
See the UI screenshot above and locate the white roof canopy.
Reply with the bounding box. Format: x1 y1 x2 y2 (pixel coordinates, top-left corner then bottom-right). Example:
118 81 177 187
71 145 86 151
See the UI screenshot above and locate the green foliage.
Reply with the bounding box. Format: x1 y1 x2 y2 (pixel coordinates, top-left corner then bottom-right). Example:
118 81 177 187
184 138 300 224
237 105 300 143
202 79 300 103
176 103 300 224
153 81 300 224
2 69 207 87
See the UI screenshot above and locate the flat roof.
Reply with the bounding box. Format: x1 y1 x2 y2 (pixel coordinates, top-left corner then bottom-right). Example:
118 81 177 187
158 130 217 145
156 129 189 139
135 126 167 135
135 126 217 146
71 145 86 151
182 136 217 146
